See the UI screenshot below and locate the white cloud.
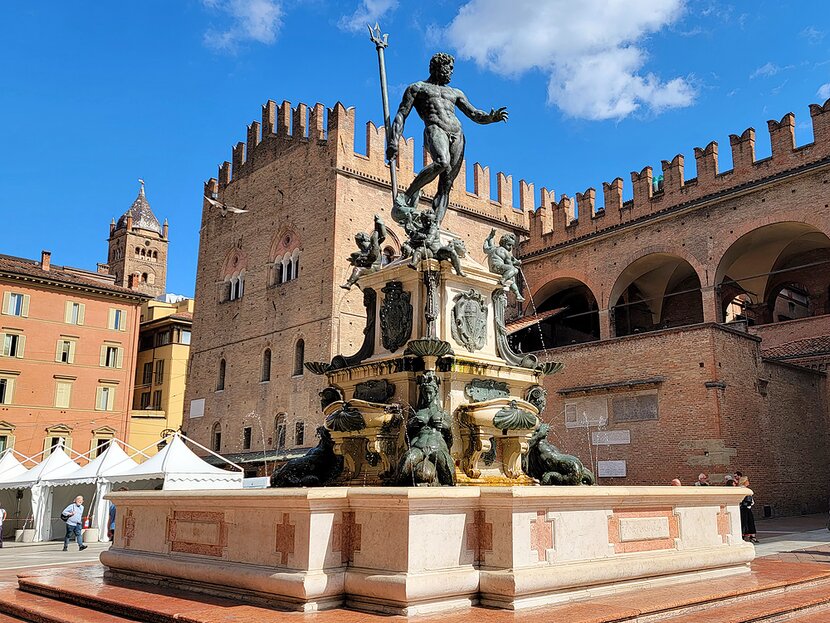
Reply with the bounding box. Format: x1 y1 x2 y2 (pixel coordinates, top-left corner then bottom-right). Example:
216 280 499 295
339 0 398 33
818 83 830 101
800 26 824 44
202 0 283 51
750 62 795 80
443 0 694 121
750 62 780 79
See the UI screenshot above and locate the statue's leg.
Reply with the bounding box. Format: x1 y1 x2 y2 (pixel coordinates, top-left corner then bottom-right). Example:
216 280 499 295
435 133 465 225
406 127 451 204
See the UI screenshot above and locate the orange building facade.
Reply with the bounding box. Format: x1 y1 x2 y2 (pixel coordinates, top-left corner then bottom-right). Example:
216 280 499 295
0 251 147 458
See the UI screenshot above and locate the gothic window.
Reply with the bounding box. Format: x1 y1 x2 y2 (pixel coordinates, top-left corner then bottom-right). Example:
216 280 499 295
227 272 245 301
261 348 271 382
141 248 146 257
294 421 305 446
291 249 300 279
212 422 222 452
141 273 148 283
135 247 141 256
217 358 226 391
293 339 304 376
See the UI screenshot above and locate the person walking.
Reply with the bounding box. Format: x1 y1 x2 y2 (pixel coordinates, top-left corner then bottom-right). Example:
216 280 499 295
738 476 758 543
0 502 6 548
62 495 87 551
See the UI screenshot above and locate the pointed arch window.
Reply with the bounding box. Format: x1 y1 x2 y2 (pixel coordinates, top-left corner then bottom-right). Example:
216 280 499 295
261 348 271 382
217 358 226 391
212 422 222 452
293 339 305 376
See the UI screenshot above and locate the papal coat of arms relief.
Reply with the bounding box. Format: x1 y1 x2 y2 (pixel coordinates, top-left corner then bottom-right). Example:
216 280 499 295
451 289 487 352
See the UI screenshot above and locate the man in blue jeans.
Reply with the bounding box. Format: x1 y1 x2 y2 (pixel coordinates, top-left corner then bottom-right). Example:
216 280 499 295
62 495 87 551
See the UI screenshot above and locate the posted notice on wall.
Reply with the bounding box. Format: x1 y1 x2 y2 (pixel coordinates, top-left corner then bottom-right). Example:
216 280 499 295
597 460 627 477
189 398 205 418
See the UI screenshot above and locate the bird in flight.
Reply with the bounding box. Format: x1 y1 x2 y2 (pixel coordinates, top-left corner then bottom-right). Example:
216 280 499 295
204 195 249 216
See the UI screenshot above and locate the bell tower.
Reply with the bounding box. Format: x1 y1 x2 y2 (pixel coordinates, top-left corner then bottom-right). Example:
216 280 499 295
107 180 168 298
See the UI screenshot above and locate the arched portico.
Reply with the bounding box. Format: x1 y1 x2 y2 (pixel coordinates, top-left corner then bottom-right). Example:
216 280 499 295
609 253 704 337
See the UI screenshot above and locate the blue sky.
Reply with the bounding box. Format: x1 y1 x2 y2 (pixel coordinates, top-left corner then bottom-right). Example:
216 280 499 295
1 0 829 296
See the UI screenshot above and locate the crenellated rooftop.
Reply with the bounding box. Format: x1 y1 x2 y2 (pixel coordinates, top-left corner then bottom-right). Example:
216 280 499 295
522 99 830 256
209 100 542 231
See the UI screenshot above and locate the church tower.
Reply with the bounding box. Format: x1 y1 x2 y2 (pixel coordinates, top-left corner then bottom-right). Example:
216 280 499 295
107 180 168 298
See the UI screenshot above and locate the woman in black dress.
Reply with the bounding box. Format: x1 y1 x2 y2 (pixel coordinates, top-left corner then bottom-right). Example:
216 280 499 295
739 476 758 543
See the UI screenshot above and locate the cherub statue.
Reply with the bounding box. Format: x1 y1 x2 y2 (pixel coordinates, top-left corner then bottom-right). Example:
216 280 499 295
405 209 440 268
484 228 525 301
341 214 387 290
396 371 455 486
435 238 466 277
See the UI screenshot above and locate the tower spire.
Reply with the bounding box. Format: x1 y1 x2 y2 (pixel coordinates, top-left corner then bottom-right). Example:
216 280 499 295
138 178 146 196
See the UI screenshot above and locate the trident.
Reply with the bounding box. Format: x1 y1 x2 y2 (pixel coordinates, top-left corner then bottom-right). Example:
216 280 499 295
368 23 398 203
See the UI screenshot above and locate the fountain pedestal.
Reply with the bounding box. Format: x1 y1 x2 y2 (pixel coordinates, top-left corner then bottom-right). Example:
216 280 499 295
102 486 755 614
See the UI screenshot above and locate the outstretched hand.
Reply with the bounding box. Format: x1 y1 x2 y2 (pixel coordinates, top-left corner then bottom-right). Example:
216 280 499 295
386 142 398 162
490 107 509 123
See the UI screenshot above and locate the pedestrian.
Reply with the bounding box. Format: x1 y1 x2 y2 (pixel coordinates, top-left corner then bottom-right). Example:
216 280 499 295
693 473 710 486
738 476 758 543
670 478 682 486
0 502 6 548
61 495 87 551
723 474 736 486
108 487 128 541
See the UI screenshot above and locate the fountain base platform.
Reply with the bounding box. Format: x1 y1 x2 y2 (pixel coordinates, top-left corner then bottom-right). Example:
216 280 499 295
101 486 754 615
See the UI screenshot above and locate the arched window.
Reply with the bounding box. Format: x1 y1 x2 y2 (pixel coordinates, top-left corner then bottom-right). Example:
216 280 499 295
217 358 226 391
141 248 146 257
293 339 304 376
275 413 286 449
212 422 222 452
291 249 300 280
152 250 158 260
147 273 155 285
135 247 141 256
294 421 305 446
141 273 148 283
228 272 245 301
382 246 396 266
261 348 271 382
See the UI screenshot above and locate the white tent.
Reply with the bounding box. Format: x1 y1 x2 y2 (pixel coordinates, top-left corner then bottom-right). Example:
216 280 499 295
0 451 33 539
0 451 28 481
0 448 80 541
106 434 243 490
46 442 140 541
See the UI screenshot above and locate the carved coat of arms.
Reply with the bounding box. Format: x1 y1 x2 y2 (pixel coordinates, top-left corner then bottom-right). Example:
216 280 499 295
451 289 487 352
380 281 412 353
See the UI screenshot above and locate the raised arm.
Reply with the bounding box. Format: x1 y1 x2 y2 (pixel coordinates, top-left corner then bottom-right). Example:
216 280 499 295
457 91 508 125
483 228 496 252
387 86 416 161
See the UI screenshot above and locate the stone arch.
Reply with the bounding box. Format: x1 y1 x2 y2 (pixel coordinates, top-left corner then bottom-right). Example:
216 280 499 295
211 422 222 452
516 276 601 350
609 252 704 337
221 247 249 280
715 222 830 326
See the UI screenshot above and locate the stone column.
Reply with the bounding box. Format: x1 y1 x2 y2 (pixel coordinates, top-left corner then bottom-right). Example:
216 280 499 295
598 308 612 339
701 285 719 324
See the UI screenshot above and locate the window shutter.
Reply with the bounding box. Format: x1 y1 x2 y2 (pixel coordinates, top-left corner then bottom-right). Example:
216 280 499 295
108 309 115 330
21 295 29 317
77 304 85 325
64 302 72 323
4 378 13 404
107 387 115 411
16 336 25 358
118 310 126 331
99 346 107 367
0 334 6 357
1 292 8 315
116 347 124 369
68 341 76 364
55 382 71 408
95 387 103 410
55 340 63 362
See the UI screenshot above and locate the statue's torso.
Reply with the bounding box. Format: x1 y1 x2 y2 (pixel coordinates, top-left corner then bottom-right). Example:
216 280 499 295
411 82 463 134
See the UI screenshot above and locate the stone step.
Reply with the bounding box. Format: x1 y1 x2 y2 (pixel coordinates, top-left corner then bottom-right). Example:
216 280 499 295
8 561 830 623
652 582 830 622
0 585 136 623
